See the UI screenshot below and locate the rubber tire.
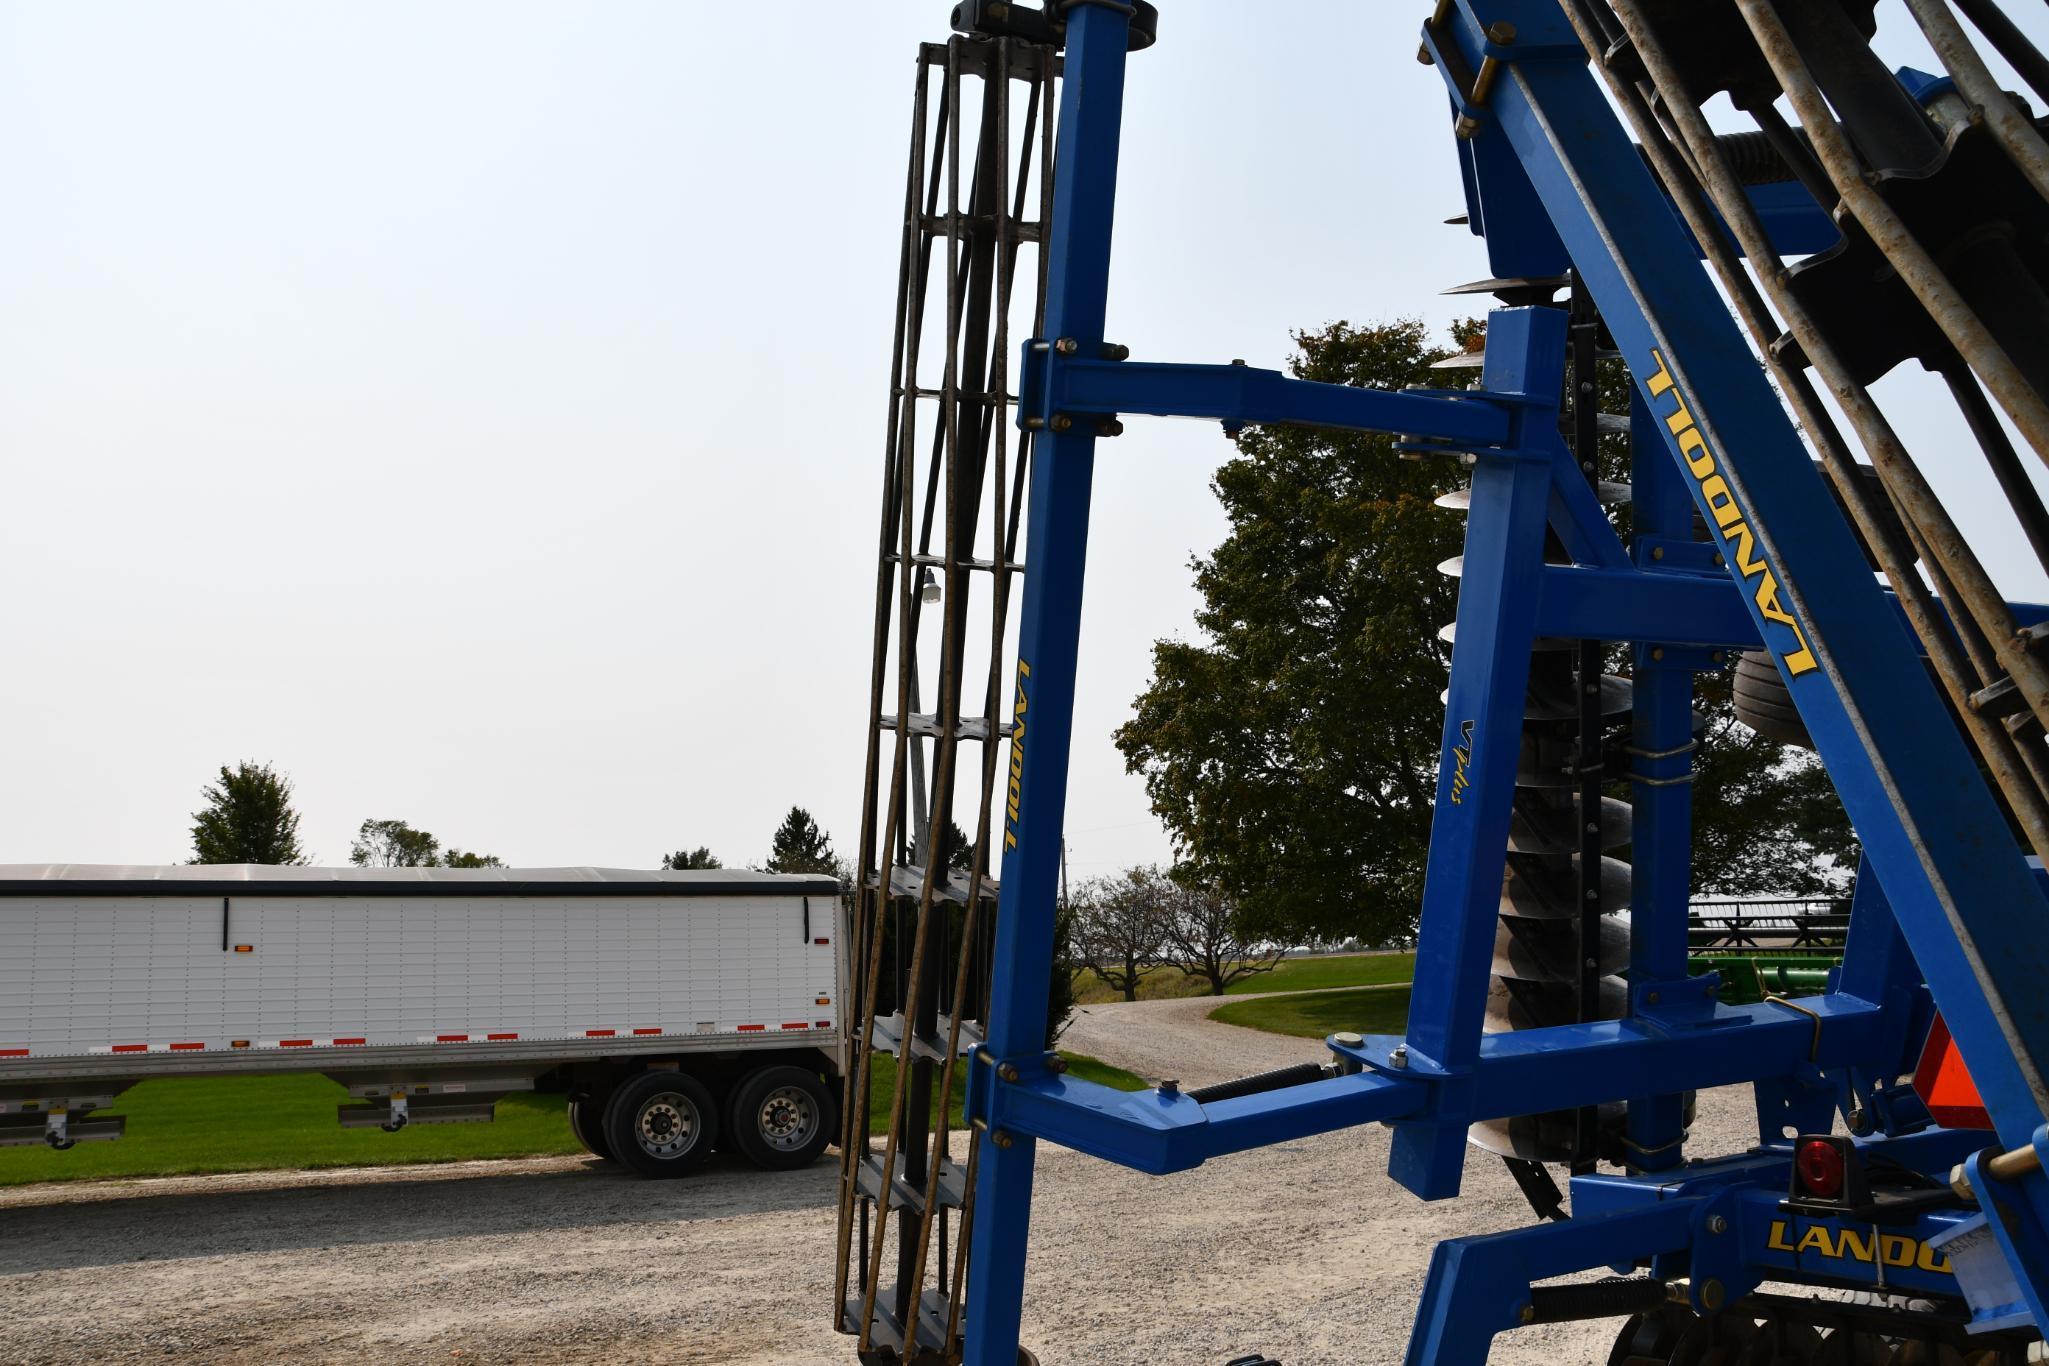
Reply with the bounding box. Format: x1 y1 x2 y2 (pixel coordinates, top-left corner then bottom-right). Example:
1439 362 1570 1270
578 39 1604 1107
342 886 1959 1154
567 1088 615 1162
724 1065 836 1171
1732 649 1813 749
604 1070 718 1179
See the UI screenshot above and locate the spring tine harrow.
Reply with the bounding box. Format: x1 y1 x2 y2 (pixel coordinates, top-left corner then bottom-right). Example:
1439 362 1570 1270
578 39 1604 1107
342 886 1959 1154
834 23 1057 1363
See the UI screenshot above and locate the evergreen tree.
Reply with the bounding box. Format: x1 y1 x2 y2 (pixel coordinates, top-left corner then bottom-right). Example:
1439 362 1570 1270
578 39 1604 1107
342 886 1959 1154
189 762 308 865
765 807 841 879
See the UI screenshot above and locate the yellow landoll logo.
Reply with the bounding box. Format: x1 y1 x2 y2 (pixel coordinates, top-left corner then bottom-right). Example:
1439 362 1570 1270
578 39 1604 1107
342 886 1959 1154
1766 1219 1953 1275
1643 349 1818 677
1003 660 1030 851
1448 719 1475 806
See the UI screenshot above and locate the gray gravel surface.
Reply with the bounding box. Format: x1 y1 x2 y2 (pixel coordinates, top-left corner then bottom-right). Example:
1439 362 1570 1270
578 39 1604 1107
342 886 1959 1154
0 996 1762 1365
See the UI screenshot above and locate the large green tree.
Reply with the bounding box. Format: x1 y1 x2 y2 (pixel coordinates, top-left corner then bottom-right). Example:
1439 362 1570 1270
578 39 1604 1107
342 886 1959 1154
190 762 308 865
1115 318 1855 945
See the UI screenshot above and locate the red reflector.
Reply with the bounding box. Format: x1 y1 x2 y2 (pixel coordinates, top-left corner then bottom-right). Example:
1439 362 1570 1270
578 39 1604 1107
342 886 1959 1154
632 1027 662 1036
814 937 830 945
169 1042 204 1051
782 1022 809 1030
1913 1014 1994 1130
737 1024 765 1032
111 1044 147 1053
487 1032 518 1041
816 1020 832 1029
436 1034 468 1043
1796 1138 1845 1198
334 1037 366 1046
586 1029 616 1038
0 1048 28 1057
281 1039 314 1047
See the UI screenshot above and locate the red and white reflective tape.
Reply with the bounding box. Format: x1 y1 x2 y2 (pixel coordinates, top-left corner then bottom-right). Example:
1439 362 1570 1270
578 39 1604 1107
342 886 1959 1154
51 1018 843 1059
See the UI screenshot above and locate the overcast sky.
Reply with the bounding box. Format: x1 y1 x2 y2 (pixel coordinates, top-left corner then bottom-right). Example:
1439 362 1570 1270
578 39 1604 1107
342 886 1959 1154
1 3 2044 878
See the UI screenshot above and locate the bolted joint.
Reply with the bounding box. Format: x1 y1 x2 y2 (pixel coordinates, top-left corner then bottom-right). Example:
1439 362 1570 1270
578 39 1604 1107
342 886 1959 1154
997 1062 1020 1083
990 1128 1014 1149
1053 336 1079 356
1096 417 1124 438
1045 1054 1069 1075
1049 414 1074 434
1101 342 1129 361
1486 20 1517 44
1389 1044 1410 1069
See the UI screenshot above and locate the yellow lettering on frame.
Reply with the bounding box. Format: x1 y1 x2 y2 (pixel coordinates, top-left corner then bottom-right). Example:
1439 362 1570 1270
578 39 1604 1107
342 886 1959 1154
1837 1229 1877 1264
1699 475 1742 530
1644 348 1677 398
1676 425 1714 478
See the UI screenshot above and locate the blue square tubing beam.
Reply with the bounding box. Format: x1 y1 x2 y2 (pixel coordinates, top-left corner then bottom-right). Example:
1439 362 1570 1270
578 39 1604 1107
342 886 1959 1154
964 5 1133 1363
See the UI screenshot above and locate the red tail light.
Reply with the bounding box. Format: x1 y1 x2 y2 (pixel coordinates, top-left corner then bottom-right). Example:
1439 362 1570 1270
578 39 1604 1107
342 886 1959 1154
1796 1137 1845 1198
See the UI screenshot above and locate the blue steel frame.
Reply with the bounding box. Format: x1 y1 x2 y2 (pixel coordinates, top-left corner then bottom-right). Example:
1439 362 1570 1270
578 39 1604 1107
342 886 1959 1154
955 2 2049 1362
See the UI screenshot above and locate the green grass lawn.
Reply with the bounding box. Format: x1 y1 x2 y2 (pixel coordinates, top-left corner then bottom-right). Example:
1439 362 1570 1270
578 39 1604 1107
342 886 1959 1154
1208 984 1412 1040
0 1075 584 1187
0 1052 1148 1188
1072 951 1416 1004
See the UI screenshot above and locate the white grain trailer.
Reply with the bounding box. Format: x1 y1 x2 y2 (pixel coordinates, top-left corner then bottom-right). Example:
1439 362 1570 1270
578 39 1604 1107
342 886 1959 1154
0 864 849 1178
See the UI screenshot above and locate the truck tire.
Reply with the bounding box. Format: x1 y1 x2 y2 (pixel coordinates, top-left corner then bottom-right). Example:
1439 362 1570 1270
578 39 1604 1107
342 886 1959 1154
725 1065 836 1171
567 1090 615 1162
604 1070 718 1179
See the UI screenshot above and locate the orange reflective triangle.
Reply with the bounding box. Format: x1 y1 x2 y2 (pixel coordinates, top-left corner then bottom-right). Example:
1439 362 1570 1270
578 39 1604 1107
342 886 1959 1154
1913 1014 1994 1131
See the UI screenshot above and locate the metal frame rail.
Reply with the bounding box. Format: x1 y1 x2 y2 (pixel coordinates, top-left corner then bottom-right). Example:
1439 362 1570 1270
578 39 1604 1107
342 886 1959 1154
852 2 2049 1362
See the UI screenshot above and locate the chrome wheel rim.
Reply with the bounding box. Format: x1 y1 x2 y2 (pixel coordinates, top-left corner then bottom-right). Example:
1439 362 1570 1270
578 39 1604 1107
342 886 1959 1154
633 1093 699 1159
756 1085 818 1153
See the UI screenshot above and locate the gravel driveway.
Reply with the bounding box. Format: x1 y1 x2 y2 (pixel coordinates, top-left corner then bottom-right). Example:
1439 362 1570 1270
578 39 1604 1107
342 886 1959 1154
0 996 1760 1365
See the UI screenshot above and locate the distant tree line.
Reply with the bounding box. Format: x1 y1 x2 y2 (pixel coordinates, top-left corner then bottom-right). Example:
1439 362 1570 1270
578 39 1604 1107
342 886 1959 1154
1069 864 1280 998
184 764 857 880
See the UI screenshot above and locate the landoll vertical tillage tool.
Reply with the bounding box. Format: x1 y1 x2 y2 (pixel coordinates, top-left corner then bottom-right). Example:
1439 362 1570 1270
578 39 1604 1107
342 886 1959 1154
833 1 2049 1360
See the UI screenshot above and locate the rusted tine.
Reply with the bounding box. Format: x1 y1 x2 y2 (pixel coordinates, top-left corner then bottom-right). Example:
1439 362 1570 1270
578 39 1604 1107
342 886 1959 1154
1733 0 2049 468
835 45 939 1325
858 31 984 1347
1902 0 2049 207
1585 0 2049 856
907 38 1046 1319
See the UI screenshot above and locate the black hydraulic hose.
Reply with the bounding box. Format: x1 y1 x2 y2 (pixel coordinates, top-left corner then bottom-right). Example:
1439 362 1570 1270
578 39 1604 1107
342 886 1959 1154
1188 1063 1334 1106
1527 1278 1670 1325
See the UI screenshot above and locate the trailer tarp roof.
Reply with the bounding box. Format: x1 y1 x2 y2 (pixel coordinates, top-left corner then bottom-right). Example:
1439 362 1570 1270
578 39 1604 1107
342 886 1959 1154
0 864 844 898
